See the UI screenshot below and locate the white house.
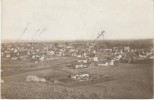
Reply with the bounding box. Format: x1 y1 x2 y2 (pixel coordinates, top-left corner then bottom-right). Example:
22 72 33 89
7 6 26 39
94 57 98 62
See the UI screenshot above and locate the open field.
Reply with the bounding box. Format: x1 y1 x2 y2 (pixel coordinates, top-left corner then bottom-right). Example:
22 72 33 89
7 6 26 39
1 57 153 99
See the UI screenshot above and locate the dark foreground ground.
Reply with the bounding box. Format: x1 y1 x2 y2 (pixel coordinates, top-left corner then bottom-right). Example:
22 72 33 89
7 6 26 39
1 58 153 99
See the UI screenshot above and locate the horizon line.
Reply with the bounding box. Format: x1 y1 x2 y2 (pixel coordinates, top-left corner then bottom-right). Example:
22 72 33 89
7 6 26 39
1 38 154 43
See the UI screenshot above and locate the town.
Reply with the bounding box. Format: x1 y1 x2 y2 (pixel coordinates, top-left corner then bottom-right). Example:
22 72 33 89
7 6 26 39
1 39 153 99
2 40 153 66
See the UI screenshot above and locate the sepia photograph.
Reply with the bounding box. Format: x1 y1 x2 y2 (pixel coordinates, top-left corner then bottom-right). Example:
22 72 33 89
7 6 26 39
1 0 154 99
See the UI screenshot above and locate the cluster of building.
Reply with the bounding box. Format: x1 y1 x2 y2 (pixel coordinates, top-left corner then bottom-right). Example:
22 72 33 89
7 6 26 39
71 73 90 81
70 73 104 81
2 42 154 66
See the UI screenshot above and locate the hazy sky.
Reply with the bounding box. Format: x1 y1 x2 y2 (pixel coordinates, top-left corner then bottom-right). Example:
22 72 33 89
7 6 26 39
2 0 153 40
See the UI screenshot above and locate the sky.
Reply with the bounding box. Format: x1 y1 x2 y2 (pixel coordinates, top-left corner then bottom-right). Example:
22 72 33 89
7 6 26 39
2 0 154 40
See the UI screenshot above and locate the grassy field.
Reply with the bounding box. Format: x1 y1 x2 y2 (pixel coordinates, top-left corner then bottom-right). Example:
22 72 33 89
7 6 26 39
1 58 153 99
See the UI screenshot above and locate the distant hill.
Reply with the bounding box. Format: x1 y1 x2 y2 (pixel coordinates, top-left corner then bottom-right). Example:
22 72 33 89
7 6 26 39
1 38 153 45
